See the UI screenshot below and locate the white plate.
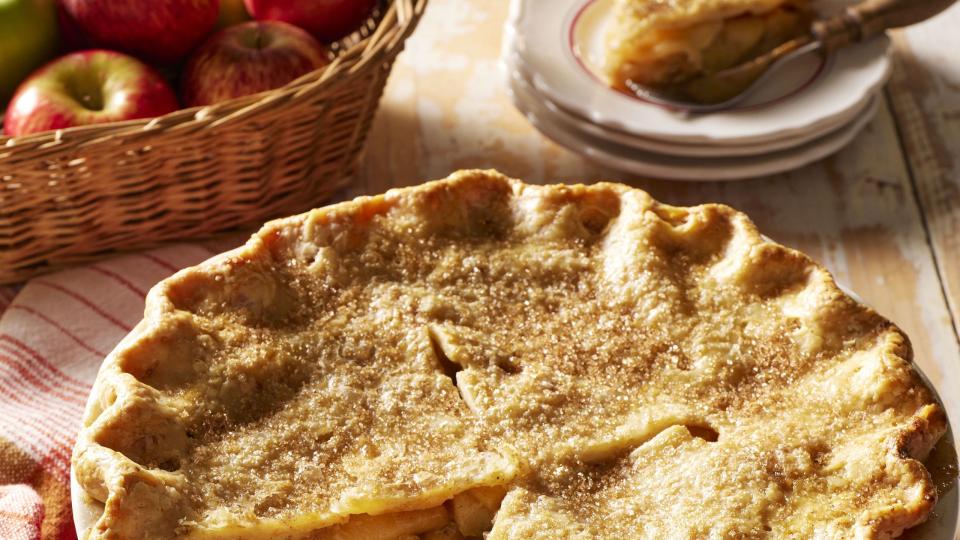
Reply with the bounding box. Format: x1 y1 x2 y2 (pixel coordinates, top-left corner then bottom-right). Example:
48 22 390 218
503 49 874 158
507 68 879 180
506 0 892 145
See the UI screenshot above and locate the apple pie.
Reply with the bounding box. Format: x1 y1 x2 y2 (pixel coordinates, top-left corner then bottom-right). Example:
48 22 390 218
73 170 947 539
604 0 814 102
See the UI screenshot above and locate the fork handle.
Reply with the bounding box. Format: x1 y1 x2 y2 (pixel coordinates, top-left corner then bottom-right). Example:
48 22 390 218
813 0 956 51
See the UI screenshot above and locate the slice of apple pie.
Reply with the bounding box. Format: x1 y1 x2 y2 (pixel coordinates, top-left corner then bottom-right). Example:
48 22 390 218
73 170 947 539
604 0 814 102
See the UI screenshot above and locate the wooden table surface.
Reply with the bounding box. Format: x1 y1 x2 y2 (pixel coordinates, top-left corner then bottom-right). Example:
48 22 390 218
350 0 960 427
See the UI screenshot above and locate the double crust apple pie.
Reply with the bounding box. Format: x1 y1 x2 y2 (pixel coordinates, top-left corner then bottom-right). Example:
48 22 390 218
604 0 814 102
73 170 947 539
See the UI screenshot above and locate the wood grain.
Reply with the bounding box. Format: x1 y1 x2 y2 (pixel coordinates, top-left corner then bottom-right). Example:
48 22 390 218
886 5 960 344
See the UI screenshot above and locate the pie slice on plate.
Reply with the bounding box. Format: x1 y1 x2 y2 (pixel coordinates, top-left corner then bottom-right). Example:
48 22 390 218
73 170 947 539
604 0 814 102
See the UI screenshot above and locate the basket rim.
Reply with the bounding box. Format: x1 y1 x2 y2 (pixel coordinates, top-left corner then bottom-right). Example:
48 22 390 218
0 0 427 148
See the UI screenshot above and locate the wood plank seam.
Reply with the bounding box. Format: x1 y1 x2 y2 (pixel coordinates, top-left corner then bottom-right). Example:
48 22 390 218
883 84 960 348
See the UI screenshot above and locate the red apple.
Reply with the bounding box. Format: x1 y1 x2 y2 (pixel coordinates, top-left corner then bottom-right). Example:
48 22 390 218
61 0 220 65
244 0 377 42
56 3 91 52
181 21 329 107
4 50 180 137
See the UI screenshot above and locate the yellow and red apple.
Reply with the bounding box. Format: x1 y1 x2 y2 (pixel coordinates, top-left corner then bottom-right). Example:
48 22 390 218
61 0 220 65
244 0 377 42
0 0 59 103
181 21 329 107
217 0 251 29
4 50 180 136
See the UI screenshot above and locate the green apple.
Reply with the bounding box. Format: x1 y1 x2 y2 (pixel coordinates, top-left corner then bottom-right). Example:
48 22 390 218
0 0 59 103
217 0 251 29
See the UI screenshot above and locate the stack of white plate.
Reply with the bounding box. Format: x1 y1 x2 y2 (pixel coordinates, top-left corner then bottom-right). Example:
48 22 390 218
502 0 893 181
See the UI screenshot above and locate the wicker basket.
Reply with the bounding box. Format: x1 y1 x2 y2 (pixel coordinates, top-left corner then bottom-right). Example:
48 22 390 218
0 0 427 284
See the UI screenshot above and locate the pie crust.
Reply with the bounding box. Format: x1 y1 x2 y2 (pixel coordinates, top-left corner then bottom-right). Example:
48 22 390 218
604 0 813 102
73 170 947 539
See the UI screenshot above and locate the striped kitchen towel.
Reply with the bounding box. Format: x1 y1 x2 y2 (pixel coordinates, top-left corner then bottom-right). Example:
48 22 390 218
0 240 239 540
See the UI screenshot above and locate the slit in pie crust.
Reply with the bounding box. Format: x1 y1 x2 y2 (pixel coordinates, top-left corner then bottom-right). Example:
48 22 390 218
73 170 947 539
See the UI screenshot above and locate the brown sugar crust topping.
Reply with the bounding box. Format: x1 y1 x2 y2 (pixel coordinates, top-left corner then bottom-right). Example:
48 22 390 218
72 170 947 539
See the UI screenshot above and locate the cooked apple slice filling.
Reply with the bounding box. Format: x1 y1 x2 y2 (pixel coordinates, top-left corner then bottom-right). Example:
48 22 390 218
256 486 509 540
605 0 812 103
306 486 508 540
